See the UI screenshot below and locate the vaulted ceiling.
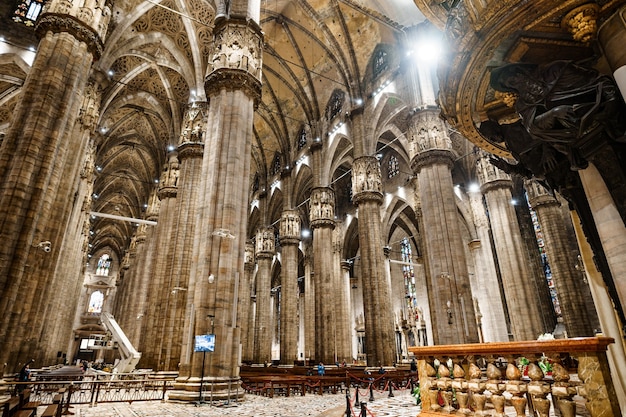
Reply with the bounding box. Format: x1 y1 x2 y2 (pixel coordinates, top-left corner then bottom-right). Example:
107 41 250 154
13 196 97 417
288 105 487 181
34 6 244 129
0 0 427 260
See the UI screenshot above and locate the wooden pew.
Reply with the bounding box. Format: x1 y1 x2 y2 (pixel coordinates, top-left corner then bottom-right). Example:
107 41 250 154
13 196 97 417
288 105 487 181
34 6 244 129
1 396 19 417
40 404 59 417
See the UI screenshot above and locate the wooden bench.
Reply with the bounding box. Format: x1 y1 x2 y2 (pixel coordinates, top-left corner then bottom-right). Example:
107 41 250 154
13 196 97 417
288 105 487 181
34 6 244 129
13 411 34 417
1 396 20 417
40 404 59 417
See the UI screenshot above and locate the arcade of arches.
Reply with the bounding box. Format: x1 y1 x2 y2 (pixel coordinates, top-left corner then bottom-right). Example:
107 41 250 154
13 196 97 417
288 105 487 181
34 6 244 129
1 0 626 403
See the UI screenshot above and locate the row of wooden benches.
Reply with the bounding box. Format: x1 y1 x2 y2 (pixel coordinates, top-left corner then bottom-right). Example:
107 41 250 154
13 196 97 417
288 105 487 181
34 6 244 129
1 388 66 417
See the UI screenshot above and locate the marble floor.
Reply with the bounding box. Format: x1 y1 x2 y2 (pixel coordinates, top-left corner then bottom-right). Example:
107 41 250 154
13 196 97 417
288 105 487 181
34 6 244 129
35 387 420 417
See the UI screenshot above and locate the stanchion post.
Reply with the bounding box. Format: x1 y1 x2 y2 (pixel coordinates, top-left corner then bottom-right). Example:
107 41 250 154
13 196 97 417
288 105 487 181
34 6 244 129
368 382 374 402
345 391 351 417
360 401 367 417
388 381 394 397
355 384 359 403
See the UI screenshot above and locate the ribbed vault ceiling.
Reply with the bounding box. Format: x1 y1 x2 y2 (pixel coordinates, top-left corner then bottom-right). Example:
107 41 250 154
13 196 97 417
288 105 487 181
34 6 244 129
0 0 427 260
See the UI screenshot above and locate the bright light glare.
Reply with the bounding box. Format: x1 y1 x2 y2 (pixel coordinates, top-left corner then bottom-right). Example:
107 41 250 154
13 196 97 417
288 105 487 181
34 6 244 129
413 39 442 64
468 183 480 193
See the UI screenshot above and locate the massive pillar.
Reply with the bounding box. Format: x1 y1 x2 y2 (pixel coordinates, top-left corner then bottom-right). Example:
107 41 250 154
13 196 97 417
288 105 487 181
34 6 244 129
0 0 111 369
303 253 315 363
279 209 301 365
169 5 262 400
476 152 544 340
526 180 597 337
408 110 479 345
467 189 509 342
168 102 207 371
310 185 337 364
351 155 396 365
253 226 275 364
142 156 179 370
240 242 255 363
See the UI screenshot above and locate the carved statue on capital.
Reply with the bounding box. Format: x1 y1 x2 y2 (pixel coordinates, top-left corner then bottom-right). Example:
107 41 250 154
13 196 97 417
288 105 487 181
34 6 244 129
180 101 208 145
280 210 301 241
210 21 263 81
159 155 180 189
256 227 275 254
408 110 452 158
245 242 255 266
475 149 510 185
351 156 382 200
310 187 335 226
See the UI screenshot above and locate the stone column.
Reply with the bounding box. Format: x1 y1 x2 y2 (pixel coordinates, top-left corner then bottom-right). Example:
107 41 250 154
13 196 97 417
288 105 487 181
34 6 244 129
142 156 179 370
280 209 301 365
240 242 255 363
0 0 112 369
42 84 101 363
409 110 479 345
303 254 315 364
597 5 626 100
467 190 509 342
351 155 396 365
341 260 354 361
171 102 207 371
476 153 544 340
169 6 262 401
132 191 160 359
526 180 597 337
254 226 275 364
579 164 626 319
310 185 337 364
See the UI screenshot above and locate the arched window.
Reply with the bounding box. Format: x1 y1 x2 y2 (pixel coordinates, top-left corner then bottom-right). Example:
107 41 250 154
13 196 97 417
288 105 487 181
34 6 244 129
373 49 389 79
13 0 46 26
388 155 399 178
297 126 307 150
401 238 417 310
271 153 282 176
326 90 345 121
88 291 104 314
95 254 112 276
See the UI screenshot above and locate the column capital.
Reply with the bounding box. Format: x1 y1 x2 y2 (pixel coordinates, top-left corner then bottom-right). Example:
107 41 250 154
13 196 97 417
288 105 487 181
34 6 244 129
410 149 455 173
309 187 335 229
205 17 263 106
177 142 204 160
525 179 559 209
352 156 383 205
480 178 513 194
36 12 106 59
280 210 301 244
255 227 275 256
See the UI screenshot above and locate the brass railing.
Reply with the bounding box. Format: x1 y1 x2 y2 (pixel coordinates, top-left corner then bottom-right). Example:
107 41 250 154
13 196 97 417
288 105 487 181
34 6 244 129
409 337 620 417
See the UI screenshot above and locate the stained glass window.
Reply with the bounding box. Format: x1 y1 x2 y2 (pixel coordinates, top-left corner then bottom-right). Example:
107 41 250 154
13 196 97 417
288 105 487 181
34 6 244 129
297 126 307 150
95 254 112 276
88 290 104 314
326 90 344 121
401 238 417 310
373 49 388 79
13 0 46 27
271 153 282 176
388 155 399 178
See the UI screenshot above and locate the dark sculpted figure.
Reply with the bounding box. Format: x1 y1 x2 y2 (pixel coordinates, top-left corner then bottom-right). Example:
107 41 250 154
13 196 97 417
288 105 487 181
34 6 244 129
489 60 626 172
484 60 626 228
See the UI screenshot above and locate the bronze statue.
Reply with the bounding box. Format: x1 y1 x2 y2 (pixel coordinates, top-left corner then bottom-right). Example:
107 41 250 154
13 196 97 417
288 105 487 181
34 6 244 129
489 60 626 171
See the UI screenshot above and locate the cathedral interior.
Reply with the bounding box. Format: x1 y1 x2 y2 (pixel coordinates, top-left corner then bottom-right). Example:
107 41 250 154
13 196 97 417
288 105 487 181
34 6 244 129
1 0 626 406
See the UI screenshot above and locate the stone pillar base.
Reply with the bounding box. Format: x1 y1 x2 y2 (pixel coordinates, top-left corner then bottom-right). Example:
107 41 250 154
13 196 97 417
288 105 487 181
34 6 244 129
168 376 244 403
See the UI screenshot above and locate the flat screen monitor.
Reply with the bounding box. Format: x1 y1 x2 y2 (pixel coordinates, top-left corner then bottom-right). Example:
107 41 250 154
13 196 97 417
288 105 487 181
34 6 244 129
194 334 215 352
